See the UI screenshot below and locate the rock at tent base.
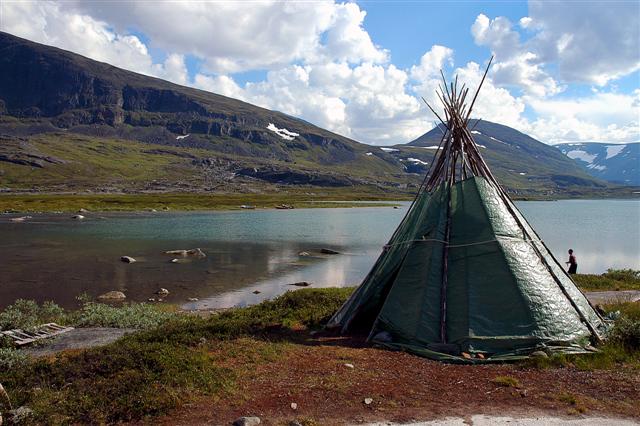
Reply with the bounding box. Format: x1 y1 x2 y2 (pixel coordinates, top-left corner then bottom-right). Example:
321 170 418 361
531 350 549 359
97 291 126 301
462 352 472 359
364 398 373 405
233 416 261 426
476 353 485 359
372 331 392 343
120 256 136 263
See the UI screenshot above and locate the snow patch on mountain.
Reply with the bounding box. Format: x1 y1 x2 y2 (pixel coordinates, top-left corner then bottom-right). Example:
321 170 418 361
605 145 625 159
267 123 299 141
566 150 597 163
380 147 399 152
407 158 429 165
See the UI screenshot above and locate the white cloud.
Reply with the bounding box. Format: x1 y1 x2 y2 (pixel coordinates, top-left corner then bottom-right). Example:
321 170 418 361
471 14 561 97
529 0 640 85
57 0 387 73
1 0 638 147
0 1 186 81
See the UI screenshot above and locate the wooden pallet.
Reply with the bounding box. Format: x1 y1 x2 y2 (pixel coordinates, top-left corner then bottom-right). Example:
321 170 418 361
1 323 74 346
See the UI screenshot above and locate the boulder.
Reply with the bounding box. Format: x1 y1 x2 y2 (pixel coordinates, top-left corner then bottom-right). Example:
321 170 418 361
164 248 206 258
233 417 261 426
320 248 339 255
9 216 30 223
253 290 261 294
156 288 170 296
288 281 311 287
71 214 85 220
97 291 126 301
120 256 136 263
78 208 88 213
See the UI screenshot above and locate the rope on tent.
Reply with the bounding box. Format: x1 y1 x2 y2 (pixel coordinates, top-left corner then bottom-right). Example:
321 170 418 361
383 236 546 249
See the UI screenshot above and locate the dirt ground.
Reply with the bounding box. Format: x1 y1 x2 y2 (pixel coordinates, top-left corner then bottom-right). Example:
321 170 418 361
152 332 640 426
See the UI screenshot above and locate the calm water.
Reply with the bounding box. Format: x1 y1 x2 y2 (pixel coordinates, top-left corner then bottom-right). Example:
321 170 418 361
0 199 638 309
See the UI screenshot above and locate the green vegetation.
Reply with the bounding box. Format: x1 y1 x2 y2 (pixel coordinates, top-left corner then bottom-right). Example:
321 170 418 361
0 288 353 423
573 269 640 291
0 190 406 213
0 283 638 422
0 298 176 331
491 376 521 388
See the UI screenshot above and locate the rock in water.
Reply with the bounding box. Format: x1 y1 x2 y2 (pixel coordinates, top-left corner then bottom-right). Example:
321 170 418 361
186 248 206 258
97 291 126 301
71 214 85 220
120 256 136 263
164 248 206 258
320 248 339 254
298 251 310 257
288 281 311 287
233 416 261 426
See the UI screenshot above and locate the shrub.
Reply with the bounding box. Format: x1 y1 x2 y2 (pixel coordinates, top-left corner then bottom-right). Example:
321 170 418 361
74 302 175 329
0 347 28 370
0 300 68 331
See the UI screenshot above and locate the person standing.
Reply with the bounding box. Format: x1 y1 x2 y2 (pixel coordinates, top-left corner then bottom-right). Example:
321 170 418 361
566 249 577 274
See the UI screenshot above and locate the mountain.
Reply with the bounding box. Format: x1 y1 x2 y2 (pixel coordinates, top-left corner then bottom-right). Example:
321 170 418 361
0 31 406 191
0 32 631 197
554 142 640 186
393 120 611 196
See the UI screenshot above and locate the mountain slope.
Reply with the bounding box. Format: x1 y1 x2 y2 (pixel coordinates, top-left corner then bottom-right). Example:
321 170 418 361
395 120 610 196
0 31 406 189
555 142 640 186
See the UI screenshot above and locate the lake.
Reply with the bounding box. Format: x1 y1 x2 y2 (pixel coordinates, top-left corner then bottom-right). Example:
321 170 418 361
1 199 638 310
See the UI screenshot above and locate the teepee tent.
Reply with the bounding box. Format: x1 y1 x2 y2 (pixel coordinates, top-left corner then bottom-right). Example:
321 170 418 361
327 59 608 362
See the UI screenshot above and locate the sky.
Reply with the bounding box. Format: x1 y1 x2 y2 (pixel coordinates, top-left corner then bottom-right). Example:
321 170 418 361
1 0 639 146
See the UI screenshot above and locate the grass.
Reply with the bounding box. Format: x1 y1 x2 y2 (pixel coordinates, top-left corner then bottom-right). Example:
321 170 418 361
573 269 640 291
0 190 406 212
0 288 353 423
0 284 638 422
491 376 521 388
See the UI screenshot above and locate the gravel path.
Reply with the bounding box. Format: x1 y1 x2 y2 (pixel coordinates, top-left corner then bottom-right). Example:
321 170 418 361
23 327 135 357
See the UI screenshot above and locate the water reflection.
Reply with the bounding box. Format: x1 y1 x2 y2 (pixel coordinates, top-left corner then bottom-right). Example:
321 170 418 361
0 199 638 310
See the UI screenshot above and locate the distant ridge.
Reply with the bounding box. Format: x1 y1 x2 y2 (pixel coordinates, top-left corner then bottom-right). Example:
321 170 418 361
555 142 640 186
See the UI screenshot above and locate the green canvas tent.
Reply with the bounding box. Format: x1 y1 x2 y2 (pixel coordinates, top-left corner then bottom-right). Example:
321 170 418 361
327 60 608 362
